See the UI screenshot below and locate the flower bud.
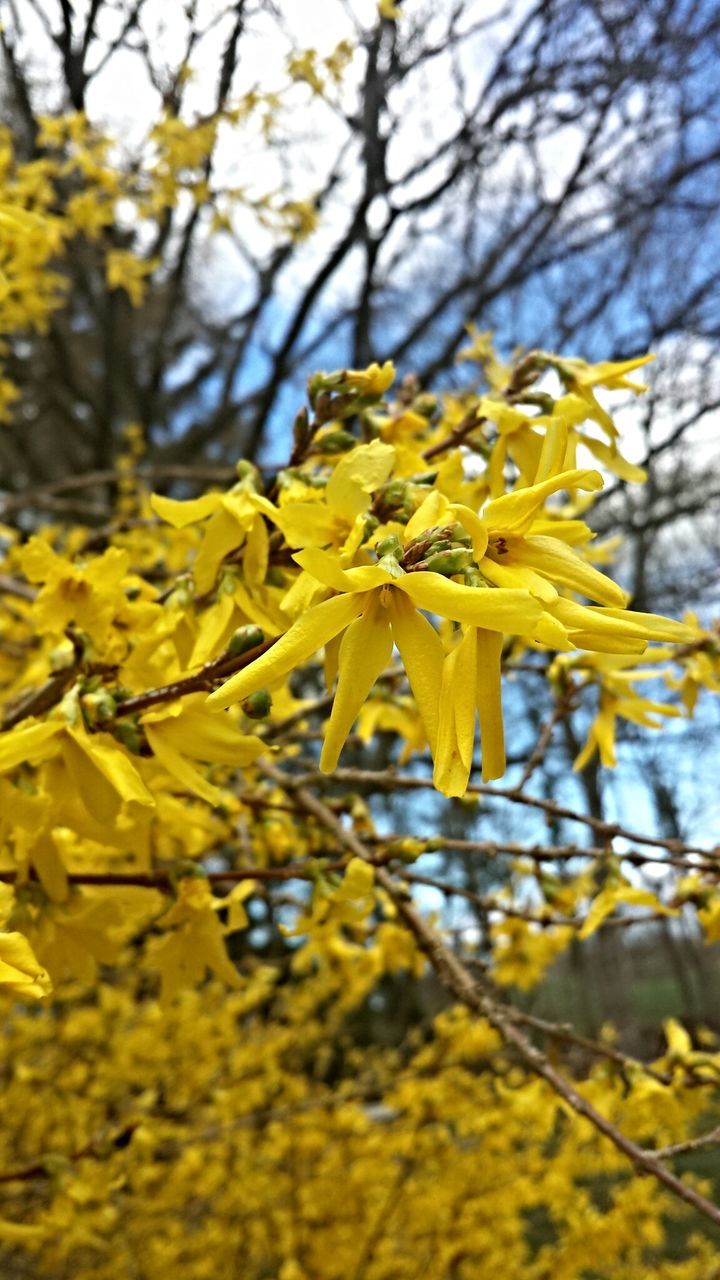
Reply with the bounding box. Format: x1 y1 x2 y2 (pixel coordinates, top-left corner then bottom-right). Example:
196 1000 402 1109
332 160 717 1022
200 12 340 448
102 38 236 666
234 460 262 490
242 689 272 719
382 479 408 505
447 522 473 547
411 393 438 419
316 429 357 453
81 689 117 726
227 625 265 656
112 721 144 755
375 534 404 561
164 576 193 609
424 548 474 576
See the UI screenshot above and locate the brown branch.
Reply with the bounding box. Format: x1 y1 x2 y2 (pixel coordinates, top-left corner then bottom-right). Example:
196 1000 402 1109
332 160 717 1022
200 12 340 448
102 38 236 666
295 767 716 862
0 574 36 602
112 638 277 718
375 869 720 1231
0 861 345 889
648 1127 720 1161
256 761 720 1231
1 663 79 731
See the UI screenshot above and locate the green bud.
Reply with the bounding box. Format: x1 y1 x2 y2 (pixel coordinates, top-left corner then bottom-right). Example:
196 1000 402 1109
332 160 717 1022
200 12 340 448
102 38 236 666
227 625 265 656
424 548 474 576
412 393 438 420
375 534 404 561
382 479 408 505
218 567 240 596
447 522 473 547
362 514 379 540
234 460 262 490
307 370 341 402
112 722 144 755
164 576 193 609
242 689 272 719
48 645 75 672
462 567 486 588
81 690 117 726
316 429 357 453
386 838 425 864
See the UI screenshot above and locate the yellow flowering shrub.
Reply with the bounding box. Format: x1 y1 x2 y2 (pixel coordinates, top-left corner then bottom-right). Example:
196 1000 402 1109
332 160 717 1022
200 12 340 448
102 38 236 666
1 119 720 1275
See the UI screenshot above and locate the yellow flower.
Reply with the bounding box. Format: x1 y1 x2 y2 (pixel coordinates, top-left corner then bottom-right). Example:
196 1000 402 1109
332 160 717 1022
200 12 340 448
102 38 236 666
553 353 654 434
578 880 676 938
433 625 505 793
19 536 130 643
207 527 543 789
142 693 266 806
0 715 154 825
0 930 52 998
151 478 276 593
476 467 627 607
270 438 395 552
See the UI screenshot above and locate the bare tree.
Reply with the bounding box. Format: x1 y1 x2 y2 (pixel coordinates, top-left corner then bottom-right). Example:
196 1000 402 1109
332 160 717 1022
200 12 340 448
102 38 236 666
0 0 718 493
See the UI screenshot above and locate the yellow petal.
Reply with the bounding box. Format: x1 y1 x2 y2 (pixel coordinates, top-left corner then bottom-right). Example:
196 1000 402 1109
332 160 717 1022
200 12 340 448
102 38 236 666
320 601 393 772
476 629 505 781
64 729 155 822
664 1017 692 1058
293 547 392 593
404 489 451 540
189 593 236 667
325 439 395 520
534 416 569 483
0 721 63 774
145 724 228 805
483 469 603 534
31 833 69 903
552 599 646 638
479 555 559 603
323 630 342 691
510 536 628 607
271 503 338 548
17 535 65 583
146 704 265 766
0 930 52 998
399 575 542 633
581 435 647 483
151 492 222 528
244 514 269 586
532 611 572 648
449 504 489 561
572 353 654 389
578 881 674 940
233 581 285 635
585 607 694 643
193 508 243 594
206 591 367 709
433 627 477 797
568 631 646 655
388 591 444 754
